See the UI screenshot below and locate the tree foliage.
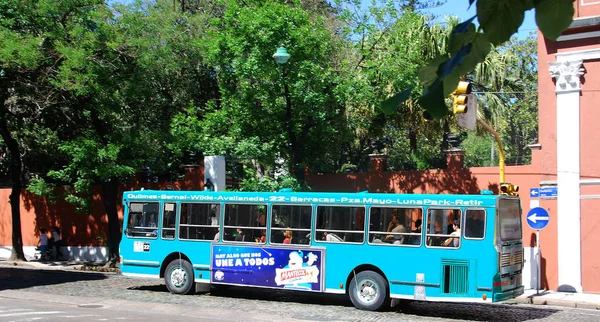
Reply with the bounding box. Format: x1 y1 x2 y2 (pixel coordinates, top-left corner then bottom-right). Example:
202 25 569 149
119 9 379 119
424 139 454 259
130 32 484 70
382 0 572 120
200 0 346 182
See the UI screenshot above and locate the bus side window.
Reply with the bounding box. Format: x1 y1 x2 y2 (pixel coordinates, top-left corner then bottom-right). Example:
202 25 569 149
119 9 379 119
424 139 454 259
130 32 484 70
426 208 461 248
162 203 177 239
223 204 266 243
464 209 485 239
179 203 220 241
368 207 422 246
315 206 364 243
270 204 312 245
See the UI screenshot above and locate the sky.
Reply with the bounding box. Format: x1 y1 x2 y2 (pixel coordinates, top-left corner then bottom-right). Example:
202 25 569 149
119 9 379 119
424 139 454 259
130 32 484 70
424 1 538 40
109 0 538 40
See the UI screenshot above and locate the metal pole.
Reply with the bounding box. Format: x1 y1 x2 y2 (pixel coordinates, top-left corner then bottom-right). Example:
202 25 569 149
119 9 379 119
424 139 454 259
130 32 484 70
477 117 505 183
536 229 541 295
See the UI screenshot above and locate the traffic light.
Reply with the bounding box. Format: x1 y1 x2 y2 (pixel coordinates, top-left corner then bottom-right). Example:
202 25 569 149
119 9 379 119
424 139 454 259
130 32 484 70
452 81 472 114
500 182 519 196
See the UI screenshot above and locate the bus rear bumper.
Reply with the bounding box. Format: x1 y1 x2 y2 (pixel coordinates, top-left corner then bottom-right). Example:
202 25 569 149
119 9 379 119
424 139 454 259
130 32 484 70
493 286 524 302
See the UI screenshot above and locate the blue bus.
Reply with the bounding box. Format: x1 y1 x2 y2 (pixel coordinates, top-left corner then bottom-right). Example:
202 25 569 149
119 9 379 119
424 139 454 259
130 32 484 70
119 189 524 310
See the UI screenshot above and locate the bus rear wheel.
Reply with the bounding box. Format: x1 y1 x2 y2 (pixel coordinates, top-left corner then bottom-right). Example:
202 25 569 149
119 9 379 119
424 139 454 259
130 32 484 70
165 259 194 295
348 270 388 311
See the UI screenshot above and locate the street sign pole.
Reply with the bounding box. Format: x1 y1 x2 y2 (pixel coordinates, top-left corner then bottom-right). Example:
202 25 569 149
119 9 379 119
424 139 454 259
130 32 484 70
537 229 541 295
526 207 549 294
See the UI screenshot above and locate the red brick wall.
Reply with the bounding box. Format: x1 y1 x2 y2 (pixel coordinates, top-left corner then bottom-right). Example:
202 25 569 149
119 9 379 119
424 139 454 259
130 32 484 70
0 165 204 248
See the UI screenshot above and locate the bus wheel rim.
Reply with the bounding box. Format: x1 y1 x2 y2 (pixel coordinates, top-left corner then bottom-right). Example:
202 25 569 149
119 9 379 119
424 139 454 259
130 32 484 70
357 279 378 303
170 267 187 288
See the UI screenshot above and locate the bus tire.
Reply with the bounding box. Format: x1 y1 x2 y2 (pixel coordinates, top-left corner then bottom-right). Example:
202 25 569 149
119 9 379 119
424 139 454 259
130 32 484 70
165 259 194 295
348 270 388 311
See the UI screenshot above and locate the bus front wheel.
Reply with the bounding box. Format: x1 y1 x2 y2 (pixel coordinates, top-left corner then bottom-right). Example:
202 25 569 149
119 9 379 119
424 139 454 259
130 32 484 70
165 259 194 295
348 270 388 311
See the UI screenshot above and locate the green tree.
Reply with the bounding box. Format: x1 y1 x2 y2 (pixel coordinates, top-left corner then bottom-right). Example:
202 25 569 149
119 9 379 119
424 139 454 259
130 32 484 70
46 0 217 264
202 0 345 184
0 0 108 260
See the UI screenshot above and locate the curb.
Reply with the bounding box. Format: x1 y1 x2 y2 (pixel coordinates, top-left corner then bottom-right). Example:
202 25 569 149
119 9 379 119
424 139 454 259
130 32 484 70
0 259 117 273
74 265 120 273
514 295 600 310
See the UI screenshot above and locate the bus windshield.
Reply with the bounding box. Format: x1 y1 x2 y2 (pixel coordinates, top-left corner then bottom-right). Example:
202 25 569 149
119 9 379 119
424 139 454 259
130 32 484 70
498 198 521 241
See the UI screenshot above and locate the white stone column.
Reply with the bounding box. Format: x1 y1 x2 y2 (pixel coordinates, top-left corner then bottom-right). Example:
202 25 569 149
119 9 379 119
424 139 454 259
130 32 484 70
549 59 585 292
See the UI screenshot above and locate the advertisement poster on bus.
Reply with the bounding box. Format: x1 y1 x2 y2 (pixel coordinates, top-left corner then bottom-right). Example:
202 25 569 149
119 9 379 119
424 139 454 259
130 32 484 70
211 245 323 291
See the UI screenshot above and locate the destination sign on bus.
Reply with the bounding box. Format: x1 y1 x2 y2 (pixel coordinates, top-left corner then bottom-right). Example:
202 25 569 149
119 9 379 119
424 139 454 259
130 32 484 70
126 193 484 206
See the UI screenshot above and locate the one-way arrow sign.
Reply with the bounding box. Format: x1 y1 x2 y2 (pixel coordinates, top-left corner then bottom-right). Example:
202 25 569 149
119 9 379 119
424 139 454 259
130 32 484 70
526 207 550 230
530 188 539 198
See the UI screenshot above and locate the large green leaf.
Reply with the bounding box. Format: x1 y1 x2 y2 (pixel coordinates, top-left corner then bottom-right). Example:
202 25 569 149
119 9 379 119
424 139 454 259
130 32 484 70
477 0 527 45
381 87 414 115
536 0 575 40
438 44 472 80
448 18 476 54
418 55 449 87
454 35 492 76
418 81 448 119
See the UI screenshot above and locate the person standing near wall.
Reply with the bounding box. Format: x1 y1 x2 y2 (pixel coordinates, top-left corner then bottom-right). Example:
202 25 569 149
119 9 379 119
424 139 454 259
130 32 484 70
38 228 49 260
51 227 65 260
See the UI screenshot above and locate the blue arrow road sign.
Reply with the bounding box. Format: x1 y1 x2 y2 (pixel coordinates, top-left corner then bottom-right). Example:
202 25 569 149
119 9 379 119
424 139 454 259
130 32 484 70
530 188 540 198
527 207 550 230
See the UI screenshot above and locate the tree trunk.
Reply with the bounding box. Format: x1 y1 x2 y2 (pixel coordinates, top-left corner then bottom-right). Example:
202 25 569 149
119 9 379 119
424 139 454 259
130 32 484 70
101 180 122 267
409 128 417 154
0 86 26 261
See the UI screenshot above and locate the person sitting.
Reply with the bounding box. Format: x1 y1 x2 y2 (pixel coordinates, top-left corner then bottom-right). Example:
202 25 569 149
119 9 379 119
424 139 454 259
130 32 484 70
283 230 293 244
255 230 266 243
235 228 246 242
323 231 343 242
384 215 405 244
410 219 422 245
214 228 220 241
442 220 461 247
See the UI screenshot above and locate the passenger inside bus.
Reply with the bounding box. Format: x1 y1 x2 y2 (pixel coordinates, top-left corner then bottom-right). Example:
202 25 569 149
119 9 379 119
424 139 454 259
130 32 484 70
384 214 405 244
255 211 266 227
410 219 422 245
235 228 246 242
442 220 461 247
323 231 343 242
283 230 293 244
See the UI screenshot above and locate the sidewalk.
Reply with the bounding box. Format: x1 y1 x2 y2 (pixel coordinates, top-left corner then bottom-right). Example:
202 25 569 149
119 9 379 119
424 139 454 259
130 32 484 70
512 289 600 310
0 258 115 272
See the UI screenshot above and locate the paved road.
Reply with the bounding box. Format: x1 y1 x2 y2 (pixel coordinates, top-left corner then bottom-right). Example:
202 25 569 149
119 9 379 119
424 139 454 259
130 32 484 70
0 297 248 322
1 266 599 322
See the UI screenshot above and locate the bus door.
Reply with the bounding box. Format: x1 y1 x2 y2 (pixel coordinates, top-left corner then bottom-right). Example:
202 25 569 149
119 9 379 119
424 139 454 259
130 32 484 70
160 202 177 241
122 201 162 273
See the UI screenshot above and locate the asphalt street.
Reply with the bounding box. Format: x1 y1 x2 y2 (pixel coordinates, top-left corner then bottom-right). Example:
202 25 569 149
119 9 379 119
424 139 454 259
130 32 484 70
1 266 599 322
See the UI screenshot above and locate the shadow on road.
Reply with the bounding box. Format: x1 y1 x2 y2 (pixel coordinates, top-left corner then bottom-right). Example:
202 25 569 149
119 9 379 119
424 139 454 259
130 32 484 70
207 285 352 306
125 283 561 322
0 267 107 291
127 284 170 293
392 300 560 322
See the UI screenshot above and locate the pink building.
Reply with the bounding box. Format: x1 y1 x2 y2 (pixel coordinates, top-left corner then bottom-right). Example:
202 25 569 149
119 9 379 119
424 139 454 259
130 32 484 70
535 1 600 293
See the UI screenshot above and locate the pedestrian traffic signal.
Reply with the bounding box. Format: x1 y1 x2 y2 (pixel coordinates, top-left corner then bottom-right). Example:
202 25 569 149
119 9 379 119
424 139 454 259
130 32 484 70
500 182 519 196
452 81 472 114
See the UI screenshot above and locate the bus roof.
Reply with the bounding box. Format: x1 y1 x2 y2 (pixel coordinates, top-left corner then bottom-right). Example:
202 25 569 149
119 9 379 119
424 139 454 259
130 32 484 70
123 190 507 208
